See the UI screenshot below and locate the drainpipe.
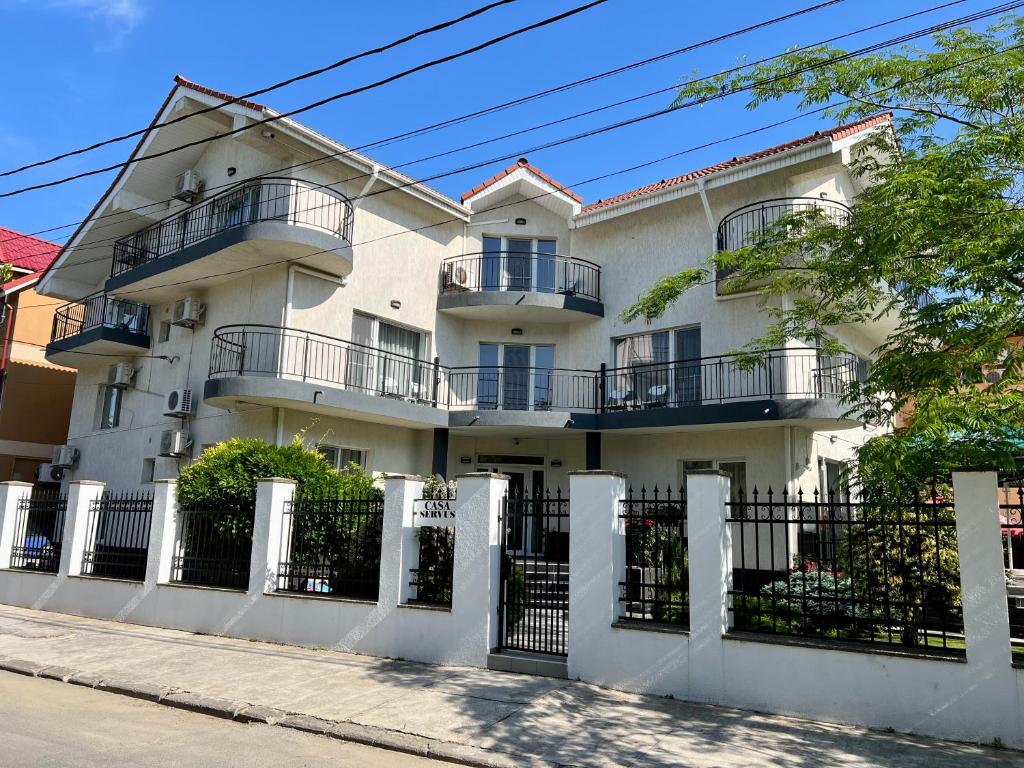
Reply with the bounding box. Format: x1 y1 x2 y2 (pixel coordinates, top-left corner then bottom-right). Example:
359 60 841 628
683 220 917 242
351 163 380 211
696 180 717 251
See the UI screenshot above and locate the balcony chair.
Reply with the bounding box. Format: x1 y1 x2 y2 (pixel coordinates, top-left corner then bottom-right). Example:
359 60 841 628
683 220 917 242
643 384 669 409
605 388 635 411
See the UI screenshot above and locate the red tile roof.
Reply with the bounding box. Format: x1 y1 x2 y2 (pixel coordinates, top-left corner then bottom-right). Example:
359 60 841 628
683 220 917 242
1 270 43 295
173 75 267 113
0 227 61 272
581 113 893 214
461 157 583 204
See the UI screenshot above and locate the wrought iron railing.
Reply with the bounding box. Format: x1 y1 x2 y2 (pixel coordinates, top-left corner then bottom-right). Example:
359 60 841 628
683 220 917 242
1000 478 1024 650
170 506 254 590
111 176 354 278
619 485 688 628
51 293 150 344
440 252 601 301
726 486 964 655
81 489 154 581
9 490 67 573
277 495 385 600
715 197 852 286
444 365 598 412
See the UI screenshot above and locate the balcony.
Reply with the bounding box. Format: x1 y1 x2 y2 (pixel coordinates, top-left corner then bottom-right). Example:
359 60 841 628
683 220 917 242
715 197 851 295
106 177 354 300
203 325 861 432
46 294 150 367
437 252 603 321
203 325 447 430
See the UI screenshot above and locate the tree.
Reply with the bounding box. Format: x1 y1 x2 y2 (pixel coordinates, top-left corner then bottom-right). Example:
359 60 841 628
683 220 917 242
622 17 1024 483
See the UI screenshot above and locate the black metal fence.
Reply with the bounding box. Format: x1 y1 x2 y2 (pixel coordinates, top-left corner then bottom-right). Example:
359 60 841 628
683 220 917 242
9 490 67 572
51 293 150 344
619 486 688 628
445 366 597 411
999 479 1024 648
277 495 384 600
170 506 254 590
111 176 354 278
81 490 154 581
440 252 601 301
409 486 456 607
726 487 964 655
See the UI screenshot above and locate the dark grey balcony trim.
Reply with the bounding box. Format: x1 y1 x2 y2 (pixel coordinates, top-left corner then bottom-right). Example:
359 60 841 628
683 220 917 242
573 398 852 431
437 289 604 318
45 325 150 360
106 221 352 293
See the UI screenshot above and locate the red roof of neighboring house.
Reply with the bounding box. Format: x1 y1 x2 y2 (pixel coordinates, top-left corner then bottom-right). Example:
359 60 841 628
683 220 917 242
173 75 267 113
0 227 61 272
581 113 893 214
1 270 43 295
461 157 583 204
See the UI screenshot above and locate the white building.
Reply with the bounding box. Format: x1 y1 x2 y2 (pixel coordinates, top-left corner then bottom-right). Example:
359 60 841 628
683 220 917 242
40 76 892 496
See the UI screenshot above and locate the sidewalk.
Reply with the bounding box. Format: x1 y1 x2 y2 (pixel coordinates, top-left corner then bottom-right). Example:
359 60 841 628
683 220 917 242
0 604 1017 768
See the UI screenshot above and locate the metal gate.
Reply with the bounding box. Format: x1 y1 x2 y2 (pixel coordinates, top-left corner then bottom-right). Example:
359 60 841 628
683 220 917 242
497 489 569 656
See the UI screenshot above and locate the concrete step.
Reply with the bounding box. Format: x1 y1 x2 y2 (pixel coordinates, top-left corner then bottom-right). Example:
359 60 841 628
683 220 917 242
487 650 568 679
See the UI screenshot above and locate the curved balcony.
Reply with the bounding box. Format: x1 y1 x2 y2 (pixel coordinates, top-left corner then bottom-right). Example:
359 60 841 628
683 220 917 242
204 325 447 429
715 197 851 294
46 293 150 367
437 252 603 322
107 177 354 299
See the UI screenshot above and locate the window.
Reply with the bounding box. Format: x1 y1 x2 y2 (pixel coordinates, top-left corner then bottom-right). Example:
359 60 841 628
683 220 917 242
610 326 701 408
158 321 171 344
481 236 559 293
348 312 428 400
680 459 746 501
317 446 367 473
97 385 123 430
477 343 555 411
141 458 156 484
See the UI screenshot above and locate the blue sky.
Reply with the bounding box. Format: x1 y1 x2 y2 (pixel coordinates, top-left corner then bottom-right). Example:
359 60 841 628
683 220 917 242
0 0 1004 244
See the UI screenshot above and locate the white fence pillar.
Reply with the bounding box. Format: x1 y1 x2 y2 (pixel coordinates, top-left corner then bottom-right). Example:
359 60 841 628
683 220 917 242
380 474 424 606
452 472 507 664
61 481 106 577
252 478 297 596
953 470 1011 669
148 479 178 585
0 482 34 569
686 469 732 704
567 471 626 679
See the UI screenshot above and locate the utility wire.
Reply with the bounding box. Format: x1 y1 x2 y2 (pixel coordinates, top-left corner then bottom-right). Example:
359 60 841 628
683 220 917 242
0 0 611 200
0 0 518 180
1 0 991 274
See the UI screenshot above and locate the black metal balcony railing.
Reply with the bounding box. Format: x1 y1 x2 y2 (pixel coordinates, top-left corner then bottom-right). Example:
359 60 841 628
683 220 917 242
209 325 859 417
209 325 440 404
715 197 852 286
440 252 601 302
51 293 150 344
111 176 354 278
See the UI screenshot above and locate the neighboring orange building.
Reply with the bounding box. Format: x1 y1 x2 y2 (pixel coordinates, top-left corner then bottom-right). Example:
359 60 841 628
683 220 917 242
0 228 75 483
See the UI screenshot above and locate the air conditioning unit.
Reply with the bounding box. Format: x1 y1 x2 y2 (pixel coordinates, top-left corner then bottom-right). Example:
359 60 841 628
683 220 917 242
52 445 79 468
36 463 64 482
173 169 202 203
442 263 469 292
159 429 191 458
107 362 136 389
163 388 194 418
172 297 205 329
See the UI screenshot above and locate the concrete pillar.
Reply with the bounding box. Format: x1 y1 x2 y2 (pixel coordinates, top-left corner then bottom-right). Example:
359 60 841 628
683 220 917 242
686 469 732 703
452 472 507 663
148 480 178 585
251 478 297 596
61 481 106 577
567 471 625 678
585 432 602 471
953 470 1011 668
380 474 424 607
0 481 34 569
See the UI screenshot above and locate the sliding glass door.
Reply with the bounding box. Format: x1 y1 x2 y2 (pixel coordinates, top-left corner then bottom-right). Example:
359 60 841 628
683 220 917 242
476 343 555 410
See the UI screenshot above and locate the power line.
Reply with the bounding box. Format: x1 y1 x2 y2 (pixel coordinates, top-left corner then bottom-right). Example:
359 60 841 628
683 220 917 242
2 0 988 272
0 0 949 254
0 0 611 200
0 0 518 180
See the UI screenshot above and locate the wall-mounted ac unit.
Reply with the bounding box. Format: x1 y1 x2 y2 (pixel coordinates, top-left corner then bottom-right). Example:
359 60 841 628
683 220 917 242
442 263 469 292
163 388 194 418
172 297 205 329
52 445 79 468
36 463 64 482
159 429 190 458
174 169 202 203
107 362 135 389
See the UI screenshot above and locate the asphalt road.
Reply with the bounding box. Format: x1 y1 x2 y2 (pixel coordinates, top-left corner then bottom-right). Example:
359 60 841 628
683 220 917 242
0 673 446 767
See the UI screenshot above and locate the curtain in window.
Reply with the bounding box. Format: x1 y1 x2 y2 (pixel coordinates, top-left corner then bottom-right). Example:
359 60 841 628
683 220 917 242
347 313 375 393
613 332 669 407
506 239 532 291
377 321 422 397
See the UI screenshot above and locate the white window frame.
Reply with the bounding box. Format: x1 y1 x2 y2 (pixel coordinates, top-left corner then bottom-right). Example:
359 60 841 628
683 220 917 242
318 445 369 474
481 235 559 292
96 384 124 431
677 457 746 500
478 341 555 410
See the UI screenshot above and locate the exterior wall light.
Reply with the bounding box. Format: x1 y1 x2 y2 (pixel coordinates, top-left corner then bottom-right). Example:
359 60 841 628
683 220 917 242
390 300 402 309
227 167 237 177
515 217 527 225
511 328 523 336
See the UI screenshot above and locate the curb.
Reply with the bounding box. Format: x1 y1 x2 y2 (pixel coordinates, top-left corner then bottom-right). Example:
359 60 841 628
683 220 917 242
0 660 547 768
